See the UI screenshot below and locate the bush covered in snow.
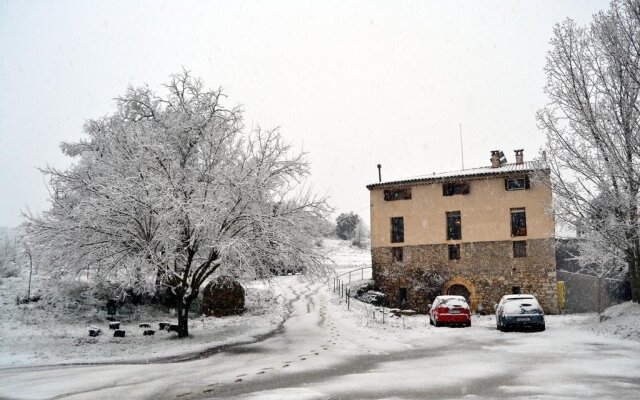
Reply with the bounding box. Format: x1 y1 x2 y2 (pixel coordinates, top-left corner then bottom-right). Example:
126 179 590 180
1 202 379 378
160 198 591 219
591 301 640 341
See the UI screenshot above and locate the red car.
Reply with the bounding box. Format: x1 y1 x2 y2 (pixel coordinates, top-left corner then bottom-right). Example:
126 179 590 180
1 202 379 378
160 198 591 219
429 295 471 327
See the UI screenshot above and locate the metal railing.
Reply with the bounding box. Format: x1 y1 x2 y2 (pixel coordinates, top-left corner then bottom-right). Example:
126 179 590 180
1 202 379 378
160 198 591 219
335 266 372 284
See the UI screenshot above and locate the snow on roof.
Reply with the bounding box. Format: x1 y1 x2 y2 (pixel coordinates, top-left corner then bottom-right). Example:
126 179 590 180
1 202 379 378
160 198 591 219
367 161 545 189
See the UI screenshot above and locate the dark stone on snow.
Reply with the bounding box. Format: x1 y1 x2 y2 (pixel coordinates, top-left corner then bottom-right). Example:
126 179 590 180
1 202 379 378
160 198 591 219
159 322 171 331
168 324 179 333
139 323 151 328
89 328 102 337
143 329 155 336
113 329 125 338
202 276 245 317
109 322 120 330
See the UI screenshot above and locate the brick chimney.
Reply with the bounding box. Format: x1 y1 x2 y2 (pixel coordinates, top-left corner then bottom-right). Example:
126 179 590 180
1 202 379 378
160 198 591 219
514 149 524 165
490 150 501 168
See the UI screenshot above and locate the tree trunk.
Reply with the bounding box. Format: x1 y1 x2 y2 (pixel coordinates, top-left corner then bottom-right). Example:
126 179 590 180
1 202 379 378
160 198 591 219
27 252 33 299
596 277 603 321
630 253 640 303
176 298 191 338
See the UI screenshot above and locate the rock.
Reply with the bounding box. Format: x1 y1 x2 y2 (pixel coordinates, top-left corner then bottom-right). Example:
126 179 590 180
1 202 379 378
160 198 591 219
89 328 102 337
139 323 151 328
159 322 171 331
168 324 179 333
399 309 417 316
143 330 155 336
109 322 120 330
202 276 245 317
113 330 125 338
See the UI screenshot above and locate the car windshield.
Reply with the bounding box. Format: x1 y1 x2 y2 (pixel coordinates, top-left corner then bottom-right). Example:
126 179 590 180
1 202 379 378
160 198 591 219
503 300 542 315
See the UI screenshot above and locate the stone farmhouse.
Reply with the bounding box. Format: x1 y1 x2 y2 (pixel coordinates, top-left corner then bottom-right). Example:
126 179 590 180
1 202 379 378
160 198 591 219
367 150 559 314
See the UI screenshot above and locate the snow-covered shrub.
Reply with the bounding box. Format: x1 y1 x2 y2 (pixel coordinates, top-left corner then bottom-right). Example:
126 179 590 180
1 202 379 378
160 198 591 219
409 267 448 304
358 290 386 306
0 262 19 278
351 279 375 296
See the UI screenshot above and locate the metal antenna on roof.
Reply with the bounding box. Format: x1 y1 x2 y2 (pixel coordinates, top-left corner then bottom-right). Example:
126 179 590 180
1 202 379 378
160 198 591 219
459 123 465 170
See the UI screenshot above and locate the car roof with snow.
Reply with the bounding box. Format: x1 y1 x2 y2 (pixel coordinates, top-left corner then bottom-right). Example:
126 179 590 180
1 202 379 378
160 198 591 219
502 298 542 312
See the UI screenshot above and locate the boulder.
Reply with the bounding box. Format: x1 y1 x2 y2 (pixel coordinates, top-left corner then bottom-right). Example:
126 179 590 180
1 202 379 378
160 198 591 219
143 330 155 336
202 276 245 317
89 328 102 337
109 322 120 330
159 322 171 331
139 323 151 328
113 330 125 338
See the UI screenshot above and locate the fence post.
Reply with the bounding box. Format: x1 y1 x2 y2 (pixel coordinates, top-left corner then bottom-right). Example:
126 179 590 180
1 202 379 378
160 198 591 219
347 289 350 310
349 273 351 285
361 268 363 280
382 306 385 324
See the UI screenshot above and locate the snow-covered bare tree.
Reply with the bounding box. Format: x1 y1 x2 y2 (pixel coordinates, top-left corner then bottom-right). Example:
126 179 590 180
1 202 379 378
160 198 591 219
537 0 640 302
24 71 330 337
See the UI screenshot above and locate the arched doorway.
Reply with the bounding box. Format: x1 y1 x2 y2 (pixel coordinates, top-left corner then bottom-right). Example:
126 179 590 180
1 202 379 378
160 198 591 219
442 276 479 311
447 284 471 302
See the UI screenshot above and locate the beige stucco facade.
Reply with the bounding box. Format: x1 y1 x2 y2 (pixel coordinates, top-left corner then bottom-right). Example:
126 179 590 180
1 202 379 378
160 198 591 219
370 175 554 247
367 165 559 314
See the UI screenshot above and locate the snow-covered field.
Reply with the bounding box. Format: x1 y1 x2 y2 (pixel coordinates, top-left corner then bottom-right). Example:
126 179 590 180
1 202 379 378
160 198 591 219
1 238 640 399
0 238 366 367
0 271 285 367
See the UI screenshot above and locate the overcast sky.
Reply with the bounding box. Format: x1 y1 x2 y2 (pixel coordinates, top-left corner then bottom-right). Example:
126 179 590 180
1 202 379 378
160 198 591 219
0 0 608 228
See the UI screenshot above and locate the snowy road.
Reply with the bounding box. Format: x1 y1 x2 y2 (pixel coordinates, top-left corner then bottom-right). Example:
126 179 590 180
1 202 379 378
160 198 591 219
1 276 640 400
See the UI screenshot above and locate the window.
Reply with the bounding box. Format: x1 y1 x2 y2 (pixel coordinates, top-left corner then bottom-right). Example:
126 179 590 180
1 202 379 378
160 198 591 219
384 188 412 201
392 247 403 262
446 211 461 240
399 288 408 305
512 286 521 294
505 176 530 191
510 208 527 237
391 217 404 243
448 244 460 260
443 182 470 196
513 241 527 258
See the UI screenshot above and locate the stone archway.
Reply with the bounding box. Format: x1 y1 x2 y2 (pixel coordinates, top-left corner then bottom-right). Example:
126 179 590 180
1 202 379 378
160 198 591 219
443 276 479 311
447 284 471 299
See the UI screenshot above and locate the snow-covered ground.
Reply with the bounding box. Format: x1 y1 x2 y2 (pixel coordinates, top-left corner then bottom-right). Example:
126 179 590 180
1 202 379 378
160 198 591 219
591 301 640 341
1 238 640 399
0 273 285 367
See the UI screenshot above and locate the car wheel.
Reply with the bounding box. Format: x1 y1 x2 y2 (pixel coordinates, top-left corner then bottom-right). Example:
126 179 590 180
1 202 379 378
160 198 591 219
429 317 434 326
465 321 471 327
538 324 546 332
434 319 441 327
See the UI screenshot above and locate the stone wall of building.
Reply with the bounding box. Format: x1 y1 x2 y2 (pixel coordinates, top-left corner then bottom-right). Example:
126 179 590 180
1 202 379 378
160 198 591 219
372 238 559 314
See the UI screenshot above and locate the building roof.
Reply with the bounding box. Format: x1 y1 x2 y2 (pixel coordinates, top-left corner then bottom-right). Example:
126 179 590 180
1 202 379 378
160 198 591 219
366 161 545 190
